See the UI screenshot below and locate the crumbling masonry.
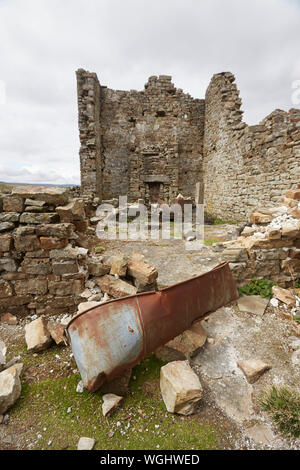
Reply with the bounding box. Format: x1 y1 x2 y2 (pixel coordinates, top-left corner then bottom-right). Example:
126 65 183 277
77 69 300 220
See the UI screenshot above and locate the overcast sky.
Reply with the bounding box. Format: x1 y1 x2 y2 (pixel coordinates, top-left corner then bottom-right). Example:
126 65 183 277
0 0 299 185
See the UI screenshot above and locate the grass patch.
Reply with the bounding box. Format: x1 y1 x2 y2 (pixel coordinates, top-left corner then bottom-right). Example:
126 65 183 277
204 237 219 246
238 278 277 299
9 354 220 450
204 211 237 226
95 246 106 253
259 386 300 438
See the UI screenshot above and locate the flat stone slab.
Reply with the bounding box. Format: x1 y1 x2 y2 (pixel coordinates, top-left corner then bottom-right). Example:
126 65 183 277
245 423 275 445
237 295 269 316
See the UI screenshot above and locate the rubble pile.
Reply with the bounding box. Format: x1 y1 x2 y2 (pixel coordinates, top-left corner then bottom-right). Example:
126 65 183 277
220 186 300 286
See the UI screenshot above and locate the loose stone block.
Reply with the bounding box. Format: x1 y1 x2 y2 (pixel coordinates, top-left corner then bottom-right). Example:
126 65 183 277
237 359 271 384
96 275 137 298
160 361 203 415
25 317 53 352
0 368 21 414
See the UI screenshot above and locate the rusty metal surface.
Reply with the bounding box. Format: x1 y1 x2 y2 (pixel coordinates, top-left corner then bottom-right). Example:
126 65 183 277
66 262 238 392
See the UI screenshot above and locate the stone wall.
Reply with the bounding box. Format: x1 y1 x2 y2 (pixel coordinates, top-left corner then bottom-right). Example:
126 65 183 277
203 72 300 222
220 186 300 286
77 70 205 204
0 188 90 317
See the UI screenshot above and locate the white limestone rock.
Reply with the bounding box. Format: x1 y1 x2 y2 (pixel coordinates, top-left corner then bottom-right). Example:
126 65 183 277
160 361 203 415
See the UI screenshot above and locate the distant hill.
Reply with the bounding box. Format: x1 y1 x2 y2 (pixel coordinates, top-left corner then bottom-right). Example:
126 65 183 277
0 181 79 187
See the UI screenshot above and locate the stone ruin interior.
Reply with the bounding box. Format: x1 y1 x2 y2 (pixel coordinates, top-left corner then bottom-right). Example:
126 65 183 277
0 69 299 451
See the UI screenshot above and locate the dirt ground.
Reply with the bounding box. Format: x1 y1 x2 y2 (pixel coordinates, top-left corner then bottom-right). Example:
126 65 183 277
0 225 299 450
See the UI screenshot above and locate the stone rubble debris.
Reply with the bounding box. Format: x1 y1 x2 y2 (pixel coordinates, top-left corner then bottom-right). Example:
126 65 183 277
25 317 53 352
160 361 203 415
237 359 271 384
0 367 21 414
77 437 96 451
102 393 123 417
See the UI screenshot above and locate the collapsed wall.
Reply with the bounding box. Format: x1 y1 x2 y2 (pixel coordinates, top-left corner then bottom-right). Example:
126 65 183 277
220 186 300 286
203 72 300 222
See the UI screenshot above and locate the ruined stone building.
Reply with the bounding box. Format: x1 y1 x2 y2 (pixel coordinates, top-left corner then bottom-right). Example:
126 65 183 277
77 69 300 221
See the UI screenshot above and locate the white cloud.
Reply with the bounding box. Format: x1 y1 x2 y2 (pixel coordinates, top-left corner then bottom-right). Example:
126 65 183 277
0 0 299 184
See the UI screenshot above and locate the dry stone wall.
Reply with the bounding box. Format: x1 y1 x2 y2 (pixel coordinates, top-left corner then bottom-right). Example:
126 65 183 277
0 188 91 317
203 72 300 222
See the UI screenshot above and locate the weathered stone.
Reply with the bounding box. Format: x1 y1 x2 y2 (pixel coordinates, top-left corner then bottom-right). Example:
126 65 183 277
56 200 85 223
222 247 248 262
281 258 300 274
102 394 123 417
36 223 75 239
49 246 88 260
0 222 15 232
14 279 48 296
272 286 296 306
0 257 18 273
0 313 18 325
77 301 102 314
25 317 53 352
282 225 300 238
48 279 84 296
0 368 21 414
167 322 208 358
250 212 272 225
47 322 66 346
237 359 271 384
237 295 269 316
160 361 203 415
24 198 46 207
19 213 59 224
0 280 13 298
52 261 78 275
109 254 128 277
2 196 24 212
5 363 24 378
0 295 32 310
87 259 110 276
77 437 96 450
0 212 20 223
14 234 40 252
0 235 13 252
127 253 158 286
0 341 7 371
285 189 300 200
96 275 137 298
21 258 52 275
40 237 68 250
12 187 68 206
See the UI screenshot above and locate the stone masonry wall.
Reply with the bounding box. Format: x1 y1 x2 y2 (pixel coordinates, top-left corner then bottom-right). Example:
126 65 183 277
203 72 300 222
77 70 205 203
0 188 91 317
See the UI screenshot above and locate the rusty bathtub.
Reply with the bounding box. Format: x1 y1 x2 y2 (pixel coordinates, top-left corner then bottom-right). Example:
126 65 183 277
65 262 238 392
